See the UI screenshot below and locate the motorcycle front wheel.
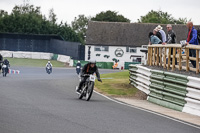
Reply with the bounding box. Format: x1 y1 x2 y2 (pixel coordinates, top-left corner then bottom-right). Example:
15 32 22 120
78 84 86 99
2 69 6 77
86 81 94 101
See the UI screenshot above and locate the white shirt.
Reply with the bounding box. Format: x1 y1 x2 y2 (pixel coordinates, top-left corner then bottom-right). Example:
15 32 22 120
159 30 166 43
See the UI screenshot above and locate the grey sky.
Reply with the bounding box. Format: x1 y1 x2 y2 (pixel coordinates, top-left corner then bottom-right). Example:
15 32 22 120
0 0 199 25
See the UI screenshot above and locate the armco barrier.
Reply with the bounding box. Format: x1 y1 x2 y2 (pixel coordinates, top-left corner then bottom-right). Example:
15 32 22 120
57 55 70 63
129 64 200 116
0 50 13 57
12 51 53 60
0 51 71 63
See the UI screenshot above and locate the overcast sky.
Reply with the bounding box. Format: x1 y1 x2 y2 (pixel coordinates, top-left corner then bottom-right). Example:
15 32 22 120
0 0 200 25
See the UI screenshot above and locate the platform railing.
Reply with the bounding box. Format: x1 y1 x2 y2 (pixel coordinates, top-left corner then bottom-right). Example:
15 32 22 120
147 44 200 74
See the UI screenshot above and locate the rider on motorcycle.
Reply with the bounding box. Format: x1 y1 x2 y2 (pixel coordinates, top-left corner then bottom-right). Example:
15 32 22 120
76 60 81 75
0 54 3 71
46 61 53 73
2 59 10 73
76 60 102 93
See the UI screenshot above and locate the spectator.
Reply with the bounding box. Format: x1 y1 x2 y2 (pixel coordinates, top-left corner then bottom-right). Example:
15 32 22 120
186 21 199 68
166 24 176 44
156 25 166 44
148 32 162 45
166 24 177 65
153 29 162 41
182 50 185 54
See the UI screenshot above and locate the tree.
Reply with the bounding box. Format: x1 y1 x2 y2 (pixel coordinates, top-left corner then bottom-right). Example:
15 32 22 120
49 8 57 25
0 10 8 17
91 10 130 22
0 4 82 43
138 10 189 24
71 14 90 44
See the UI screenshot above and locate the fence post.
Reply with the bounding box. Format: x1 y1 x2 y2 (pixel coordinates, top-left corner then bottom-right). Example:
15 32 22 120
153 47 156 65
150 47 153 66
172 47 176 71
186 48 189 71
167 47 171 70
147 47 150 65
163 47 167 69
156 47 159 66
196 49 199 74
179 48 182 70
160 47 162 67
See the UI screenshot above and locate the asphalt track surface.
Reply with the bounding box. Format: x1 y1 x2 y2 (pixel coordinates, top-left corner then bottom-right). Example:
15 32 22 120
0 67 200 133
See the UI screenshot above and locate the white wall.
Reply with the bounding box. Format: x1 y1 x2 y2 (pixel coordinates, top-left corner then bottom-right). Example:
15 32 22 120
0 51 71 63
85 45 146 67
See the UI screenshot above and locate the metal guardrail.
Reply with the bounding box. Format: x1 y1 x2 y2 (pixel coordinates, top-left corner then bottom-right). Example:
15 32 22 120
147 44 200 73
129 64 200 116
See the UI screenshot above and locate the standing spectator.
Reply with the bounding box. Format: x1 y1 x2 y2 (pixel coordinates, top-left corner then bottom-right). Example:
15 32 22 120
186 21 199 68
166 24 177 65
182 50 185 54
153 29 162 41
166 24 176 44
148 32 162 45
156 25 166 44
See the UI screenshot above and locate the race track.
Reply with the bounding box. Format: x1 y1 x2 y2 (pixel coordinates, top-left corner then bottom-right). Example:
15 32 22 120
0 67 199 133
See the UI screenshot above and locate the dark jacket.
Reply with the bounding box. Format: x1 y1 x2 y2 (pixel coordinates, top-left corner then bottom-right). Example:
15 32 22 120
76 63 81 68
156 32 162 42
81 63 100 79
166 30 176 44
187 27 199 45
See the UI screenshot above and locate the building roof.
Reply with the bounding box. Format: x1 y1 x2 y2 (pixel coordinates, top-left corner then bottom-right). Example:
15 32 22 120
86 21 200 47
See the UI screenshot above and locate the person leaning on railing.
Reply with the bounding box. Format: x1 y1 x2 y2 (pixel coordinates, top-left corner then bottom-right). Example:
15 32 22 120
186 21 199 68
148 32 162 45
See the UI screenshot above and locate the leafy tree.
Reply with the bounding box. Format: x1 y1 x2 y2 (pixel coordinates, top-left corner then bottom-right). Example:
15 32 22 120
49 8 57 25
0 4 82 43
0 10 8 17
138 10 189 24
71 14 90 44
91 10 130 22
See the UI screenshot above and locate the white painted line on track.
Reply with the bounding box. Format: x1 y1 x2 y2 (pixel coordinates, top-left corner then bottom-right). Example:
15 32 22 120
94 90 200 129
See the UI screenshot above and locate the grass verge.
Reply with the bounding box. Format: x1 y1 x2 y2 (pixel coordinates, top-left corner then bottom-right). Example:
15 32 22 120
5 58 66 67
95 71 138 97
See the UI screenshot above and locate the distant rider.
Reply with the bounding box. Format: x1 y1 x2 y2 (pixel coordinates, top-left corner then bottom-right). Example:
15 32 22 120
46 61 53 73
0 54 3 71
76 61 81 75
2 59 10 73
76 60 102 93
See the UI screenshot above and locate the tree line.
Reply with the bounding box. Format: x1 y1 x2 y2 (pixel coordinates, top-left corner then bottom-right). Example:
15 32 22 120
0 4 190 44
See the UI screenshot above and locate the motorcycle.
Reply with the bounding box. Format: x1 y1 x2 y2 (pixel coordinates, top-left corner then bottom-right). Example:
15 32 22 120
76 74 97 101
46 66 52 74
2 64 8 77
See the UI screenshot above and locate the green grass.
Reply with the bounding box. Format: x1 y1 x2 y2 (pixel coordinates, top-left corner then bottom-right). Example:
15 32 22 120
5 58 66 67
95 71 138 96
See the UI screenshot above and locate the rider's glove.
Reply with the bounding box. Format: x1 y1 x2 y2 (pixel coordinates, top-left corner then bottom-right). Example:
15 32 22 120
98 78 102 82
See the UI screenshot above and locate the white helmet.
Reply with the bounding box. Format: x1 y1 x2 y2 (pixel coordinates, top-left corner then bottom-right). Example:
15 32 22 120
78 61 80 63
48 61 50 63
89 59 96 64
